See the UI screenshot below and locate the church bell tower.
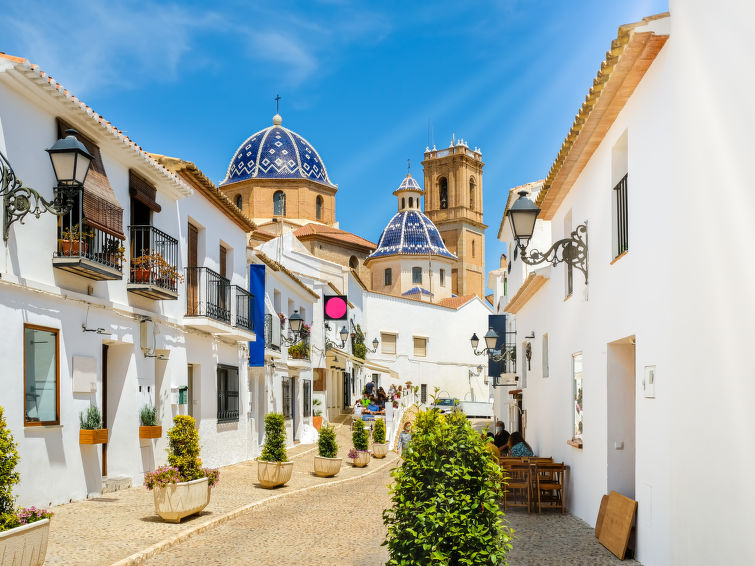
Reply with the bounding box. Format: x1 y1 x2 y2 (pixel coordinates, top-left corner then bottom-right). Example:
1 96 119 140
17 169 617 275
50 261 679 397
422 139 486 298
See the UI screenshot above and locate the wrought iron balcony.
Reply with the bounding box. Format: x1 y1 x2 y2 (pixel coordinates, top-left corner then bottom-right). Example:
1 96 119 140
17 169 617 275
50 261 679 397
264 313 281 352
52 204 123 281
186 267 231 323
127 225 179 300
287 335 311 362
233 286 254 332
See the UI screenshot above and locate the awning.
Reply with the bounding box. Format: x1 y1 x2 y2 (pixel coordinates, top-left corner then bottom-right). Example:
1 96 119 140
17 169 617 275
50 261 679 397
129 170 161 213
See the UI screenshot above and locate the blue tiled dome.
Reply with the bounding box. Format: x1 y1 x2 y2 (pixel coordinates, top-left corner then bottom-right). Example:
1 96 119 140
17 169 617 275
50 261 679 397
220 115 334 187
368 209 457 260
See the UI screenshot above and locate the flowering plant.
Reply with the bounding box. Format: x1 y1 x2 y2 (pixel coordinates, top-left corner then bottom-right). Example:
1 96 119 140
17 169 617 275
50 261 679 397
17 507 53 525
278 312 286 327
203 467 220 488
348 448 370 460
299 323 311 337
144 466 183 490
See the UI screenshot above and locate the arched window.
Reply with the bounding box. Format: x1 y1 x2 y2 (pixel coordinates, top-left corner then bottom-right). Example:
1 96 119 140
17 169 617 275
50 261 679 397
409 197 414 209
316 195 323 220
401 197 406 210
472 240 476 258
349 256 358 269
235 194 243 209
439 177 448 209
273 190 286 216
469 177 476 210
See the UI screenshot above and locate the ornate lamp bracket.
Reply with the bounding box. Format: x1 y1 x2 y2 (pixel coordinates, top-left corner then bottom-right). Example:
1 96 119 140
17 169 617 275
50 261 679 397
1 150 78 241
519 222 588 284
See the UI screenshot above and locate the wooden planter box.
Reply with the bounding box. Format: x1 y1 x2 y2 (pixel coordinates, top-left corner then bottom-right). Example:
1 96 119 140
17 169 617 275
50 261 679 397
372 442 389 459
257 460 294 488
0 518 50 566
139 425 162 439
153 477 210 523
79 429 108 445
312 416 323 431
313 456 342 478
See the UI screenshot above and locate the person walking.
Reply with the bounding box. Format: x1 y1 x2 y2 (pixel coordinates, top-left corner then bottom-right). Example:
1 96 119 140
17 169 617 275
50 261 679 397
397 421 412 455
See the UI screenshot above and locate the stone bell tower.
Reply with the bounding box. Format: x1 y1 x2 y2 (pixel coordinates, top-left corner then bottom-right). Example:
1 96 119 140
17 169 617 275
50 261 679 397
422 138 486 298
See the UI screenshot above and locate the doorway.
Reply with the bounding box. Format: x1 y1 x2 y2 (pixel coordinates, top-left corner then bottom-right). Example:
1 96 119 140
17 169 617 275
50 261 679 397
607 336 636 499
291 376 297 441
102 344 109 477
187 224 199 315
187 364 195 419
343 372 351 409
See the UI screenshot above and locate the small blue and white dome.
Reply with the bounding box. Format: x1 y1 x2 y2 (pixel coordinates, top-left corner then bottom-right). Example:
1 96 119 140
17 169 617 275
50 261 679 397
220 114 335 187
368 174 456 261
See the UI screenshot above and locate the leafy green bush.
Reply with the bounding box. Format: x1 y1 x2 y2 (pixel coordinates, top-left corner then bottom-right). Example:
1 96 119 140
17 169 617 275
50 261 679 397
167 415 203 481
287 341 310 359
312 398 323 417
318 424 338 458
383 410 512 565
0 406 20 532
79 405 103 430
373 418 386 444
352 419 369 451
260 413 287 462
139 404 158 426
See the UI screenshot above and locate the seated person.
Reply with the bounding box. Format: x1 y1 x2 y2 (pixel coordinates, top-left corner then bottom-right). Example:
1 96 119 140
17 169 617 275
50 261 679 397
492 421 510 449
367 402 383 414
361 396 370 408
353 400 363 418
507 431 534 457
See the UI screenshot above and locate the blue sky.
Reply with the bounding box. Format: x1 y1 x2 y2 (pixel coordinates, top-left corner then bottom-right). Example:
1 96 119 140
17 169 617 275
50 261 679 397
4 0 667 291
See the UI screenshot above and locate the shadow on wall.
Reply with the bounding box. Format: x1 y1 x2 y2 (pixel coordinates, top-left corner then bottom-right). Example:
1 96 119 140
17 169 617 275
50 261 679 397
80 445 102 497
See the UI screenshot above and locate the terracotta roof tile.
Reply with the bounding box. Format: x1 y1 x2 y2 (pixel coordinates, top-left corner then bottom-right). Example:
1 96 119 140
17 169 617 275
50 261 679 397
436 294 476 309
293 223 376 250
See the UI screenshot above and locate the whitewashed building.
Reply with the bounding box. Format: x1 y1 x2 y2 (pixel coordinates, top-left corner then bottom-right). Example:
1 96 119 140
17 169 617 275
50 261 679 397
492 5 755 564
0 54 255 506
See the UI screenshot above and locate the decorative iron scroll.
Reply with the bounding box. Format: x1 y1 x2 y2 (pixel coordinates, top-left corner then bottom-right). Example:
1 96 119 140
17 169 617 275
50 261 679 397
518 222 589 284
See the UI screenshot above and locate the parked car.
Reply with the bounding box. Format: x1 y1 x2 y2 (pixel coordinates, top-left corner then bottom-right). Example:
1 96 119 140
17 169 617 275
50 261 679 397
433 397 460 414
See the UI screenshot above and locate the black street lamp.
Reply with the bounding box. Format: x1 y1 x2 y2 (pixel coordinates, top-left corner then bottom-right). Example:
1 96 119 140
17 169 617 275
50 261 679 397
2 129 92 241
324 323 350 351
508 190 588 284
470 327 510 362
288 310 304 334
367 337 379 353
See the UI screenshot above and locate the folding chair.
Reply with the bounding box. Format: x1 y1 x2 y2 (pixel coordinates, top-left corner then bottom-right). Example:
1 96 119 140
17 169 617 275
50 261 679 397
503 462 531 513
534 462 566 514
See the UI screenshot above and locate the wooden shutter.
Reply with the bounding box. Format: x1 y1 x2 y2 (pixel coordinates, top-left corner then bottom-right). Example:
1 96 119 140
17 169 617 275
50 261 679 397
381 333 396 355
129 171 161 213
413 337 427 357
219 246 227 278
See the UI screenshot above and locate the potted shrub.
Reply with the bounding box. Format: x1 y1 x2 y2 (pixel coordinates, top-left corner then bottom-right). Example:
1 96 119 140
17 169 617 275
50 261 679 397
138 404 162 439
257 413 293 488
0 405 53 566
383 410 512 564
349 419 370 467
100 238 125 267
58 223 93 256
145 415 219 523
372 417 388 458
313 424 341 477
312 399 323 431
79 405 108 445
287 341 310 360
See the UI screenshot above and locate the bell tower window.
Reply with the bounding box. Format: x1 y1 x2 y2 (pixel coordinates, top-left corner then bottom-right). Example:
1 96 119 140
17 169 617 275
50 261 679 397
469 177 476 210
439 177 448 210
316 195 323 220
274 190 286 216
409 197 414 209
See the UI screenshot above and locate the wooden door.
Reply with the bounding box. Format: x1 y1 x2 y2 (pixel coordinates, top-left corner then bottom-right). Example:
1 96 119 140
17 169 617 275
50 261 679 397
187 224 198 315
102 344 108 477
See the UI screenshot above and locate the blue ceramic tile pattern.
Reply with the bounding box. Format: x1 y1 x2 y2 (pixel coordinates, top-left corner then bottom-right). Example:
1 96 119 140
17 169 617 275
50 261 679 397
368 209 456 260
397 176 422 192
402 286 433 296
221 124 334 187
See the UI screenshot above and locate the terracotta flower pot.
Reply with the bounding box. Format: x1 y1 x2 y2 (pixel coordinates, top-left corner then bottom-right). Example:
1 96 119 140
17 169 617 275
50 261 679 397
352 451 370 468
139 425 162 439
372 443 389 459
59 240 88 257
79 429 108 445
312 416 323 431
257 460 294 488
152 477 210 523
313 456 342 478
0 518 50 566
132 268 152 284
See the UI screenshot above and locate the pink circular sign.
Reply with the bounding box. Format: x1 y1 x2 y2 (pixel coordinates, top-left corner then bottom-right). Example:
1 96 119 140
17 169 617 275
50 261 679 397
325 296 347 319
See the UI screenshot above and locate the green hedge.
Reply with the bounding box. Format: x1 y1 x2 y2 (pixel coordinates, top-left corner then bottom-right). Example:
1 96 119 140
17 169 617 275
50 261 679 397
261 413 287 462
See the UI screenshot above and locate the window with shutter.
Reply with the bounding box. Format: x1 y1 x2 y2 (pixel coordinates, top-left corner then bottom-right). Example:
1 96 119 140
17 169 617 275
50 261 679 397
413 337 427 357
381 333 396 355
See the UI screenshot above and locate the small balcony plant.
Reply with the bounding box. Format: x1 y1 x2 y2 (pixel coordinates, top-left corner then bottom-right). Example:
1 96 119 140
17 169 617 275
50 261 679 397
350 419 370 467
257 413 293 488
79 405 108 445
287 341 310 360
59 223 94 256
145 415 219 523
0 405 54 562
131 250 183 286
138 404 162 439
313 424 341 477
101 238 126 267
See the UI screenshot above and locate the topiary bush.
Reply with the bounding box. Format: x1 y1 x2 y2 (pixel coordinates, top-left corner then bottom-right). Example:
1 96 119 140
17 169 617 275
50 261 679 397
0 406 20 531
373 417 386 444
383 409 512 565
260 413 287 462
352 418 369 451
318 424 338 458
167 415 203 482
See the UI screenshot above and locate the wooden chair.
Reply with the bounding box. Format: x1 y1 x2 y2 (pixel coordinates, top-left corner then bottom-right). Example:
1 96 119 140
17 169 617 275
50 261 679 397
503 462 532 513
534 462 566 514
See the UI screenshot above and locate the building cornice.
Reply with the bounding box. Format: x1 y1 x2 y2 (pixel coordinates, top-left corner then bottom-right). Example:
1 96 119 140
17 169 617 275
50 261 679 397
254 251 319 299
504 272 549 314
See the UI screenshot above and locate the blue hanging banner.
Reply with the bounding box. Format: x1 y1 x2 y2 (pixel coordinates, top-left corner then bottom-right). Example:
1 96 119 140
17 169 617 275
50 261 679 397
249 264 266 367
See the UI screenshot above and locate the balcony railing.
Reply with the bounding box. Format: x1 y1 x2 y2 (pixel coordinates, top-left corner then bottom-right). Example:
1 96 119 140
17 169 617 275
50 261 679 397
128 225 179 299
53 204 123 280
186 267 230 323
233 286 254 332
287 335 310 361
264 313 281 351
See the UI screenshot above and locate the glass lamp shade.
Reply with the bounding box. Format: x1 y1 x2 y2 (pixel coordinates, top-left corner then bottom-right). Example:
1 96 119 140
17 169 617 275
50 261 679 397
470 333 480 350
372 337 379 350
508 190 540 245
484 327 499 351
339 326 349 344
288 310 303 333
46 129 92 186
